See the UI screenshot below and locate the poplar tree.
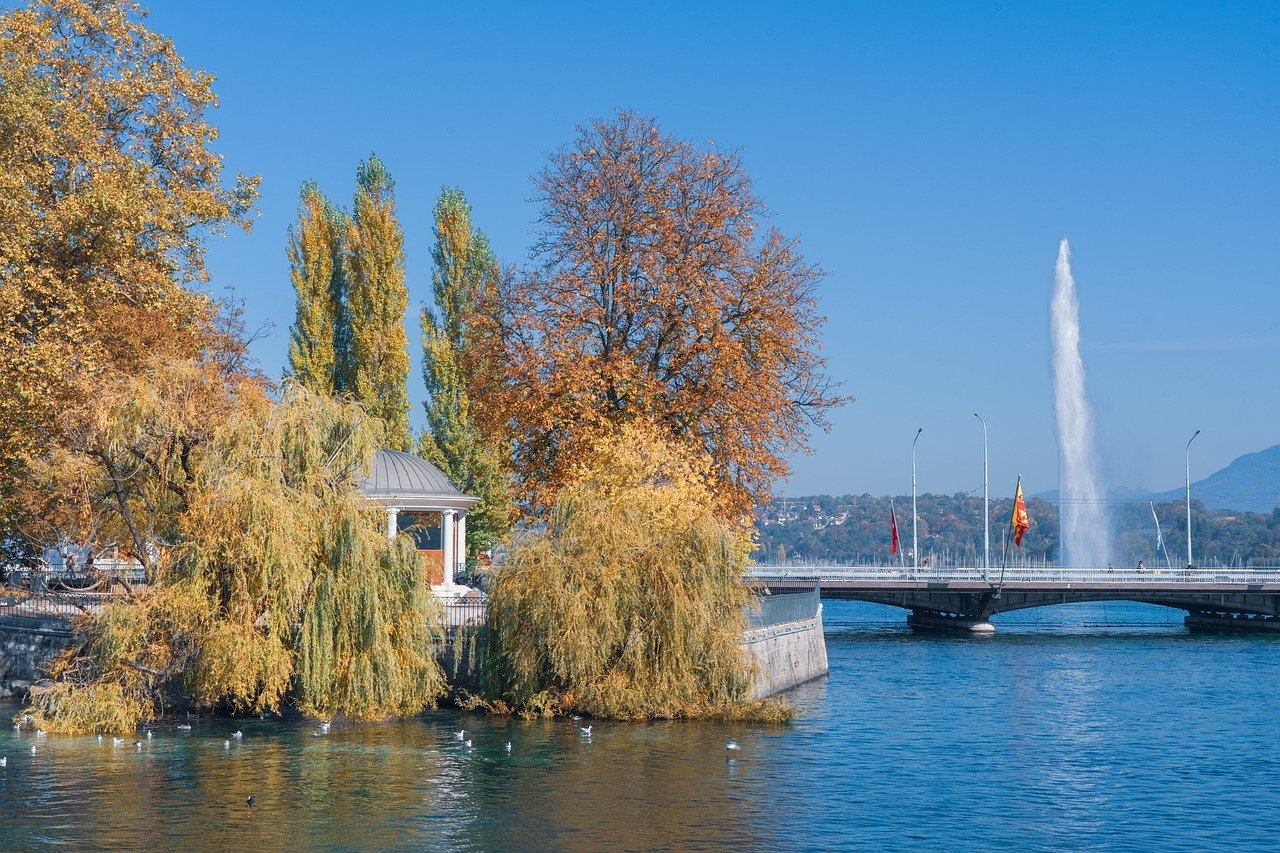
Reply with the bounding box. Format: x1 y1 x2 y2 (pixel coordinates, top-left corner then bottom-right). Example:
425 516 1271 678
286 182 349 395
344 155 412 451
420 188 515 561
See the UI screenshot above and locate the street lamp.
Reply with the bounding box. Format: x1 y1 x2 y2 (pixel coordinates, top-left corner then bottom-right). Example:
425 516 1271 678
1186 429 1200 569
912 427 923 569
974 413 989 576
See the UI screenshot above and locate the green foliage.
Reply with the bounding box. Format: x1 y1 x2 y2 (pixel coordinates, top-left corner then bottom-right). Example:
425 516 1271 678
287 182 349 396
482 422 786 721
419 188 515 560
345 154 412 451
758 493 1280 567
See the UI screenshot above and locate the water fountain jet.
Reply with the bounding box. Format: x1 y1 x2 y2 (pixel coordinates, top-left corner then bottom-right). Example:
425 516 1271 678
1051 239 1110 567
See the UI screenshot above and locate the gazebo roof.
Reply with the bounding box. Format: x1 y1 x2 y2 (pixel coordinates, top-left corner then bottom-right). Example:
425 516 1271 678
359 449 479 510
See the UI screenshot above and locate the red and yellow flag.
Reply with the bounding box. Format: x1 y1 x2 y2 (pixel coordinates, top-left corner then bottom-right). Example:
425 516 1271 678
1011 476 1030 546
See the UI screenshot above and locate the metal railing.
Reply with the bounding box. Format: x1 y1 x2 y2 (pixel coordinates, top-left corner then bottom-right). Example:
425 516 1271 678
747 582 821 628
0 590 111 622
441 597 487 628
752 564 1280 585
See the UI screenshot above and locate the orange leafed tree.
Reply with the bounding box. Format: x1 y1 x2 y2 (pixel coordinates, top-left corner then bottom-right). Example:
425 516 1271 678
482 111 849 514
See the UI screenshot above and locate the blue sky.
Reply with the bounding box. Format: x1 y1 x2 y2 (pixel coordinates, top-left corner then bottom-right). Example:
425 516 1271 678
151 1 1279 500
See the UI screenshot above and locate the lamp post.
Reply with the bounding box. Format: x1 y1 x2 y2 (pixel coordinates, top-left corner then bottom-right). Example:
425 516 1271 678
1185 429 1200 569
912 427 923 569
974 413 989 576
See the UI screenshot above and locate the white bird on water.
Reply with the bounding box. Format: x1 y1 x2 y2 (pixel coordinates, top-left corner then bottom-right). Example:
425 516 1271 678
319 722 331 733
133 741 142 750
97 735 103 743
30 746 36 755
464 739 472 748
11 724 19 732
112 737 124 747
579 725 592 737
223 739 231 749
233 730 243 739
1 756 7 766
35 730 46 738
725 740 741 751
454 730 465 741
146 730 153 740
176 724 192 731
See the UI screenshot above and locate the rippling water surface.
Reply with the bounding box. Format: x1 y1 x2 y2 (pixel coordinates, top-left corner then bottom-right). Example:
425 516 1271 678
3 600 1278 851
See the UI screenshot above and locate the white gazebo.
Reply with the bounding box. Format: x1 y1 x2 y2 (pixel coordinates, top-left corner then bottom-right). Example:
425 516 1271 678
359 449 480 595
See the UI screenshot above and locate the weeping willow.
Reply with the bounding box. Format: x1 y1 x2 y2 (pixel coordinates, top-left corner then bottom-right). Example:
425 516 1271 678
483 422 789 721
22 365 446 733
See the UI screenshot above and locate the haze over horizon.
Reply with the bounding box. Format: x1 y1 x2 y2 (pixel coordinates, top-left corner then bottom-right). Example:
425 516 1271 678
155 1 1279 500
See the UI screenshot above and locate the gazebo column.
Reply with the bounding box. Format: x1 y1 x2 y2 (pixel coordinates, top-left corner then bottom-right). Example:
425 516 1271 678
456 513 467 579
442 509 457 588
385 507 399 541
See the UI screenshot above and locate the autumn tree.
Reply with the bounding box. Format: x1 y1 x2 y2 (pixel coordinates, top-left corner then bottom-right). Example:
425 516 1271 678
482 421 784 721
419 188 515 561
343 154 412 451
0 0 258 519
287 182 349 396
481 111 848 514
21 353 447 733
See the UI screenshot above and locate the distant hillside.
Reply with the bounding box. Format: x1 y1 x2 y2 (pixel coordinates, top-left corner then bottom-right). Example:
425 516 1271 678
1148 444 1280 514
1034 444 1280 514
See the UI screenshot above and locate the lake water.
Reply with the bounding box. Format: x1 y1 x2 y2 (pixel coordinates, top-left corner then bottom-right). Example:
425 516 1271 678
2 599 1278 851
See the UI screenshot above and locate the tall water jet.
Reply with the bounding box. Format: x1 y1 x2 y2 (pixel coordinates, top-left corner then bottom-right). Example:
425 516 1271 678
1050 239 1110 567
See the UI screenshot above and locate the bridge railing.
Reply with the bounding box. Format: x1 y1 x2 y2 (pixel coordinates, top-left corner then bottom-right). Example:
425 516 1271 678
750 564 1280 585
747 582 820 628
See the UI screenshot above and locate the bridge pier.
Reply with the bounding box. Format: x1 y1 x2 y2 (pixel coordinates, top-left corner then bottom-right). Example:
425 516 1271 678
907 611 996 634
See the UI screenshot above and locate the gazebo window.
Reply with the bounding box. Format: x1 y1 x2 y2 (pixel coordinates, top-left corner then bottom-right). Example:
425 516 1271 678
398 511 441 551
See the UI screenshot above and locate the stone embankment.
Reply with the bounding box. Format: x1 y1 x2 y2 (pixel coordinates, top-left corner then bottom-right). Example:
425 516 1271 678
743 584 829 699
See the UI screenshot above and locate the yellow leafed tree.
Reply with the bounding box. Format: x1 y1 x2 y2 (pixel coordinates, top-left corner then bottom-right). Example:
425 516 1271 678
483 421 786 721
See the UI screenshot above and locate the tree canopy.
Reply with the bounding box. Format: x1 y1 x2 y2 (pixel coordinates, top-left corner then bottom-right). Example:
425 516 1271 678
22 360 447 733
478 111 848 514
482 421 782 720
419 187 514 561
0 0 259 515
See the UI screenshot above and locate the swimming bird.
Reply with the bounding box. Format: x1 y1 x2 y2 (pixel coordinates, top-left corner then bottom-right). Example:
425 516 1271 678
312 731 321 738
464 739 472 748
1 756 7 766
579 725 592 737
146 730 153 740
233 730 243 739
223 739 230 749
176 724 192 731
454 730 465 741
725 739 741 751
97 734 103 743
11 724 19 732
35 729 46 738
30 745 35 754
571 715 581 721
133 741 142 750
112 737 124 747
505 741 512 753
319 722 330 733
246 795 255 807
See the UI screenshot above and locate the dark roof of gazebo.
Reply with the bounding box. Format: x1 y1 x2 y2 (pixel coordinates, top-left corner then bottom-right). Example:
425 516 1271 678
358 450 478 508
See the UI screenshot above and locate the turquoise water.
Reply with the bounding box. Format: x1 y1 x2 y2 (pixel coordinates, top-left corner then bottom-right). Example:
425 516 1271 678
2 600 1278 851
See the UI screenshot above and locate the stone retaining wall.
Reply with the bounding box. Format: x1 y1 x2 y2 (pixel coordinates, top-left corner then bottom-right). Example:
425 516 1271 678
0 615 74 698
742 605 828 700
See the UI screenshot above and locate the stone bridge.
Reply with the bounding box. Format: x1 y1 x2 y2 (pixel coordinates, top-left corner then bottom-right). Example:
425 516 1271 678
750 565 1280 633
